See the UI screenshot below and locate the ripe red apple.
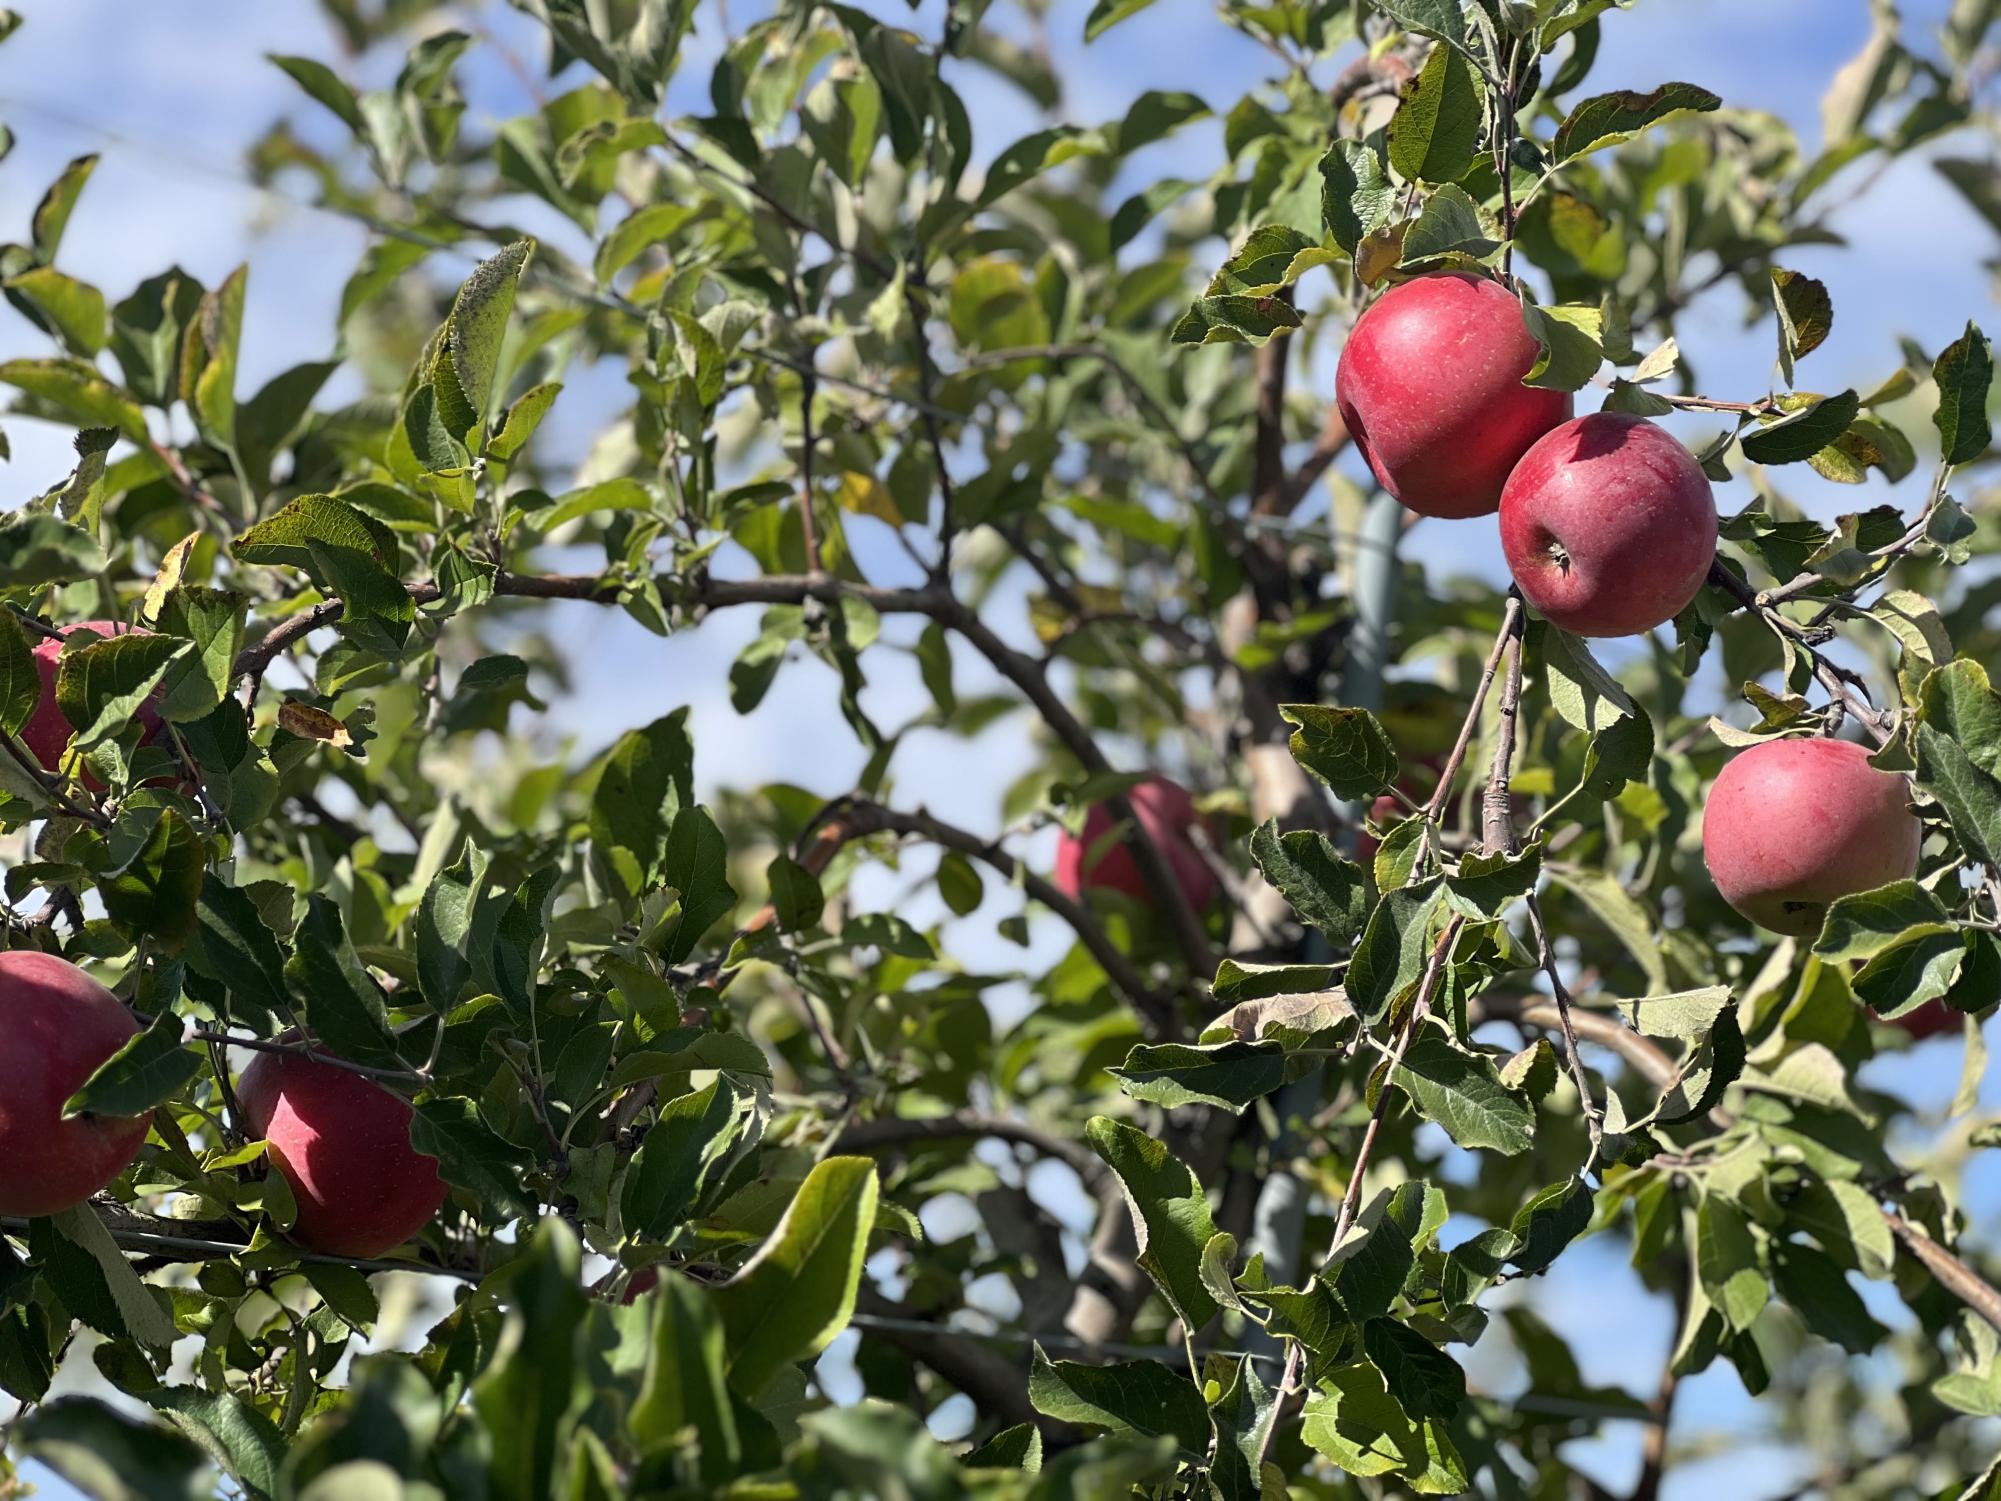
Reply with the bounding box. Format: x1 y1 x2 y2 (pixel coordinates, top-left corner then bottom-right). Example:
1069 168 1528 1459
237 1043 448 1259
1499 413 1717 637
1335 273 1572 520
1703 738 1922 938
1054 775 1220 914
21 621 166 775
0 950 152 1216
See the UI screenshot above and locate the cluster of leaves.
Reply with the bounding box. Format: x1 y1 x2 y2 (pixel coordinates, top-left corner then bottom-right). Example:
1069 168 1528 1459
0 0 1998 1498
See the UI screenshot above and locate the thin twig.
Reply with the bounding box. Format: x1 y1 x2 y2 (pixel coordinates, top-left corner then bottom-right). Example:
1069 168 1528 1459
1524 892 1604 1180
1424 593 1525 825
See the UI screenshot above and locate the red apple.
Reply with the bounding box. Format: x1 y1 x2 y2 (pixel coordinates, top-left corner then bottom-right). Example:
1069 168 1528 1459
21 621 167 776
1054 775 1220 914
1335 273 1572 520
1703 738 1922 938
0 950 151 1216
1880 1002 1961 1043
1499 413 1717 638
237 1043 448 1259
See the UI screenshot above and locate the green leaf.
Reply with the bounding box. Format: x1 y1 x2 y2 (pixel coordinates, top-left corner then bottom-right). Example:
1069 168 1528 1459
188 875 290 1024
1547 867 1668 991
766 853 824 932
935 848 983 916
1110 1040 1289 1112
1934 320 1994 465
409 1098 533 1218
0 509 108 586
1347 881 1446 1019
623 1078 752 1239
632 1273 740 1480
430 240 535 444
0 609 40 736
100 809 206 952
6 266 108 355
1521 302 1606 391
1815 880 1951 962
714 1156 879 1398
142 1387 285 1501
1444 841 1543 920
269 53 368 134
1504 1178 1593 1275
182 266 244 450
1084 0 1157 42
1321 140 1397 255
1086 1115 1221 1329
1281 704 1398 798
61 1007 193 1119
55 632 185 750
1362 1319 1465 1420
17 1398 209 1501
1168 293 1304 347
1541 626 1636 732
1619 985 1732 1040
1387 43 1482 185
1772 268 1832 386
1212 958 1339 1003
29 154 97 262
1741 390 1861 465
589 710 695 901
417 842 483 1009
42 1205 178 1348
1917 722 2001 868
1399 183 1499 263
1300 1362 1468 1490
1552 82 1722 162
1770 1241 1886 1354
286 895 403 1069
1389 1026 1533 1155
1249 819 1369 948
1372 0 1471 55
661 804 737 963
487 381 562 461
154 588 245 725
1696 1194 1768 1333
472 1218 589 1501
1653 1008 1744 1126
1027 1346 1210 1453
0 358 147 440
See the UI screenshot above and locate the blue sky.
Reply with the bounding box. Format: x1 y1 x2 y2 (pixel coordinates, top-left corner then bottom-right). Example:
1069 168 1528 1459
1 1 1997 1496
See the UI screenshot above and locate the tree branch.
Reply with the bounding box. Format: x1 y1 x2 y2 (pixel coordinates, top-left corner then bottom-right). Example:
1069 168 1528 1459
831 799 1178 1035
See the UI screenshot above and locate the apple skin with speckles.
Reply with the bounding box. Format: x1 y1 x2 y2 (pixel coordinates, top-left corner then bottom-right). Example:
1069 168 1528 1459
1054 775 1220 914
237 1042 448 1259
1702 738 1922 939
0 950 152 1217
1335 273 1571 520
1499 412 1718 638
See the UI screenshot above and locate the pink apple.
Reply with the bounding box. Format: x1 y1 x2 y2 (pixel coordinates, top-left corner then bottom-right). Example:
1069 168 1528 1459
1335 273 1572 520
237 1043 448 1259
0 950 151 1216
1499 413 1717 638
1054 776 1219 914
1703 738 1922 938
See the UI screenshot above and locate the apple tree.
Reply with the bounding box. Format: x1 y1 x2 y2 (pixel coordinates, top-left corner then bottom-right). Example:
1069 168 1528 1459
1 0 2000 1497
